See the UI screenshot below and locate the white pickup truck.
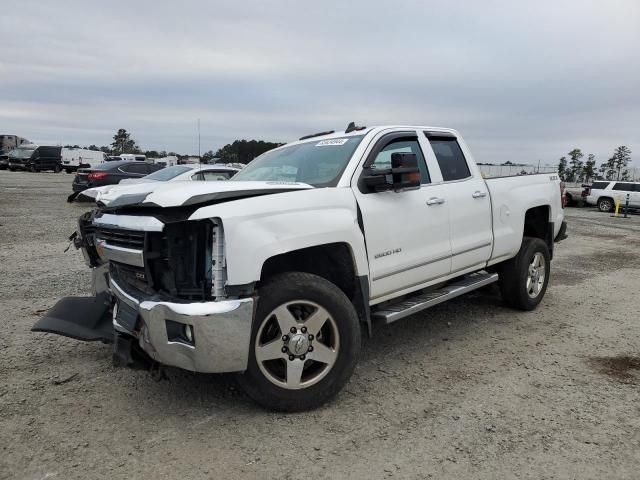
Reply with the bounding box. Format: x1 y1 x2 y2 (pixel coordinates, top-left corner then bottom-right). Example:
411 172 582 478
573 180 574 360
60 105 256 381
34 124 567 411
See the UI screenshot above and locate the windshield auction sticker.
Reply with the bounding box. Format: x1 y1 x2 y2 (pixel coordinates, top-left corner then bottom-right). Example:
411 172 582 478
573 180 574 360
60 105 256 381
316 139 349 146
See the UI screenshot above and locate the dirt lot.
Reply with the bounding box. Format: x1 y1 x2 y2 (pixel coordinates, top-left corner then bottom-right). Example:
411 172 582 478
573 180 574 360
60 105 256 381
1 171 639 480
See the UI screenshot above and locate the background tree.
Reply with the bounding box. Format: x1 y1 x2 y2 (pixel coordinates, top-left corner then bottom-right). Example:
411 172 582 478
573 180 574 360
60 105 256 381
111 128 139 155
201 150 216 163
567 148 584 182
557 156 568 181
87 144 100 151
612 145 631 180
214 139 284 164
99 146 112 154
600 156 617 180
583 154 596 182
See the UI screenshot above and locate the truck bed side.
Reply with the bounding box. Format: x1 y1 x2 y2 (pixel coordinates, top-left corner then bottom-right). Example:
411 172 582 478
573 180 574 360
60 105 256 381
485 173 563 265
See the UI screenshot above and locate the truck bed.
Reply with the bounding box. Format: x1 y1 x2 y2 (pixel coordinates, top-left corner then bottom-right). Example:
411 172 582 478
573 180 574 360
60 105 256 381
485 173 564 264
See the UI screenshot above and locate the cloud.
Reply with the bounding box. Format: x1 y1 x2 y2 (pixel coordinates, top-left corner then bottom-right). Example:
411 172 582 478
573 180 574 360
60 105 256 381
1 0 638 165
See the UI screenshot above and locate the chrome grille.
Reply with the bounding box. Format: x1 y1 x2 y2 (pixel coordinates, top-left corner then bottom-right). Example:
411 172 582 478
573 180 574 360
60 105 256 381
95 227 145 249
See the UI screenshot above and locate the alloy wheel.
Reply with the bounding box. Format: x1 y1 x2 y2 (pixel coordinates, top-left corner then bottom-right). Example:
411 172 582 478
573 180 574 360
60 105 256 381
254 300 340 390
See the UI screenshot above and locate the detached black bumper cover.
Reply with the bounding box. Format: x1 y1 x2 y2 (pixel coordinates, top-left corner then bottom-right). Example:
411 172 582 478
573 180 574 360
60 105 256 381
31 293 113 343
554 220 568 242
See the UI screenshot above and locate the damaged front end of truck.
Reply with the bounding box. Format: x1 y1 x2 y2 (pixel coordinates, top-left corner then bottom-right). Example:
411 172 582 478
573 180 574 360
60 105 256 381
32 182 312 375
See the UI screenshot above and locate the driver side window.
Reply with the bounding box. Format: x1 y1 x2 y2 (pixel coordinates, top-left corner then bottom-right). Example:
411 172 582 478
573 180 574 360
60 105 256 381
371 139 430 184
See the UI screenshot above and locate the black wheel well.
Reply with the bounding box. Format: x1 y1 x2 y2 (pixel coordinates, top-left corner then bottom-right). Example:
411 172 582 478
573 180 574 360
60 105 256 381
524 205 553 257
260 243 357 299
259 243 371 334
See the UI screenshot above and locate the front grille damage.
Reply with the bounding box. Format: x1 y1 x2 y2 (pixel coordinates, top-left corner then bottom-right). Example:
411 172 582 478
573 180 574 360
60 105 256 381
103 219 220 302
96 227 144 249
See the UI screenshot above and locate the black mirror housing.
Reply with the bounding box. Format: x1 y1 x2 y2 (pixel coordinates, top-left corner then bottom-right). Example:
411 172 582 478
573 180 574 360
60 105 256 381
391 152 420 191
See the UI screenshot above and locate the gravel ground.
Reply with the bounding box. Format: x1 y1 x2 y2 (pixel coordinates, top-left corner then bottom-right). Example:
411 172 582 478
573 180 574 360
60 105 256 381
1 170 639 480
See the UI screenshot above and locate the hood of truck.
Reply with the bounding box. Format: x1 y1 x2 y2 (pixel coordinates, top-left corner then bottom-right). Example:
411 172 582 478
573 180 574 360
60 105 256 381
94 180 314 208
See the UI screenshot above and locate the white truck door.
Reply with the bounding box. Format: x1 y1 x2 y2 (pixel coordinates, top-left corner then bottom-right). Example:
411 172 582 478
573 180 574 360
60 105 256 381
612 182 638 208
423 132 493 273
353 131 452 302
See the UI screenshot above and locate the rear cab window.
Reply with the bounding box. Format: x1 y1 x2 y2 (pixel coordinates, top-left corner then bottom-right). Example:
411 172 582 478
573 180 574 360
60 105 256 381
590 181 610 190
424 132 471 181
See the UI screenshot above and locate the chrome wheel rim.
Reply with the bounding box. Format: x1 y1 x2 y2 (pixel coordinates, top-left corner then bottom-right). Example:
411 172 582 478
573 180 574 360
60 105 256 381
254 300 340 390
600 200 611 211
526 252 546 298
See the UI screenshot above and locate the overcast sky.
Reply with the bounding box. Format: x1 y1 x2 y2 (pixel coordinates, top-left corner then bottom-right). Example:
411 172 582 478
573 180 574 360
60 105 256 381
1 0 639 166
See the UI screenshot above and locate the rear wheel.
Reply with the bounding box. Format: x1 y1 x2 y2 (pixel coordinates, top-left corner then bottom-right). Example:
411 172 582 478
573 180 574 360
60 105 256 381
597 197 613 212
54 163 61 173
65 169 72 174
499 237 550 311
238 272 361 411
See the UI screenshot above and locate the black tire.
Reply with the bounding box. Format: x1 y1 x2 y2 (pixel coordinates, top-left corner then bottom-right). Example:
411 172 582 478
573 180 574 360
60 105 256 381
9 168 15 172
564 193 573 207
54 163 61 173
29 164 37 173
597 197 614 212
65 169 72 174
238 272 361 411
499 237 550 311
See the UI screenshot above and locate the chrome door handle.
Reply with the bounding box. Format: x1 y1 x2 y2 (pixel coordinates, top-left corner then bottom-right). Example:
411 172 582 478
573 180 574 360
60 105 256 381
426 197 445 205
472 191 487 198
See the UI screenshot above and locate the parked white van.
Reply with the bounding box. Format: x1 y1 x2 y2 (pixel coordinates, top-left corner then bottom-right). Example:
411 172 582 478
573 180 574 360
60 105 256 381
61 148 106 173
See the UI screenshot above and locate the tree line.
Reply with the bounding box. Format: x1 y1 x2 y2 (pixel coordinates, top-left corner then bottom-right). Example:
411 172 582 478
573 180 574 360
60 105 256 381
558 146 632 183
65 128 282 163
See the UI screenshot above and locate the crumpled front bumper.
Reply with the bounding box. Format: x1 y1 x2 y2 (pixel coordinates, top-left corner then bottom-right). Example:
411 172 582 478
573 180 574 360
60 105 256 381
111 279 255 374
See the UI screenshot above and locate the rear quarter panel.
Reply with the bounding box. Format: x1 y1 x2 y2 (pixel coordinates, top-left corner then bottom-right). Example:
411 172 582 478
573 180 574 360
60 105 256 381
486 174 564 264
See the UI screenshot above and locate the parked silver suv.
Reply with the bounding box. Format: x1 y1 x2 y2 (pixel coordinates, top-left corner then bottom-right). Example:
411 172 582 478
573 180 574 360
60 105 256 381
585 181 640 212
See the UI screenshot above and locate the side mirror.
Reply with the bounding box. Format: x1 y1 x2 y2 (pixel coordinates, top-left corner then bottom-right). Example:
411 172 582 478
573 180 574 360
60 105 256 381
362 152 421 192
391 152 420 191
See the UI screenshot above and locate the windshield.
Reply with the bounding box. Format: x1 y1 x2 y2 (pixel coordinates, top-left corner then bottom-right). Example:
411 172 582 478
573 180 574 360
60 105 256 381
232 135 365 187
9 148 35 159
143 165 192 181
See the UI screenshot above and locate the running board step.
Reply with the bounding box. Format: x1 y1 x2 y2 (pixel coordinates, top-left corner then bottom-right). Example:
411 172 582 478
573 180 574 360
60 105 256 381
372 272 499 324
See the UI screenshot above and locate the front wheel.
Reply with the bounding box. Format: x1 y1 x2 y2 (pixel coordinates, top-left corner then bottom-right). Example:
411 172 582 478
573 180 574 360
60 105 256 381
54 164 61 173
29 164 37 173
238 272 361 411
499 237 550 310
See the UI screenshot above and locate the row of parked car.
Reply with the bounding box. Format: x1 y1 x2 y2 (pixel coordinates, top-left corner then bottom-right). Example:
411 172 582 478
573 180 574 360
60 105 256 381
0 144 168 173
69 162 241 202
567 180 640 212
